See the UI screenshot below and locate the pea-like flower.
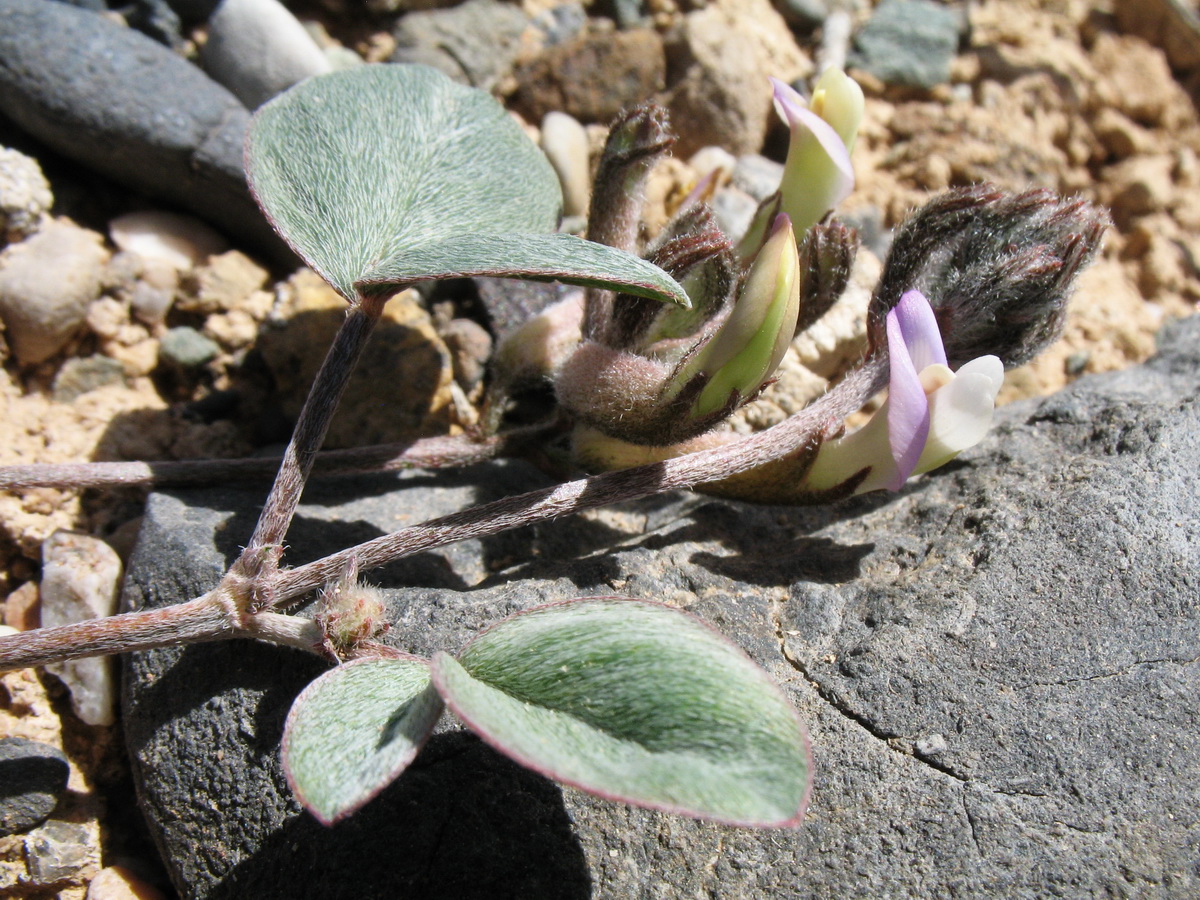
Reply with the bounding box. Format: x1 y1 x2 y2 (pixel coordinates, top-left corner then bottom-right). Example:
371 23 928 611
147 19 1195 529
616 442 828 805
773 69 863 237
805 289 1004 494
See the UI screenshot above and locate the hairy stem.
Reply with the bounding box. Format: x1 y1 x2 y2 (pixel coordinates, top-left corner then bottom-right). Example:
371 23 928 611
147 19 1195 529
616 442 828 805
0 595 329 673
0 594 233 672
273 359 886 602
244 612 325 654
0 359 884 671
0 427 550 491
235 296 386 583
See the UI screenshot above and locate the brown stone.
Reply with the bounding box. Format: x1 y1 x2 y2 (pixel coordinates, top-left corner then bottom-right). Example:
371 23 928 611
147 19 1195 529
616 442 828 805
510 29 665 125
1102 155 1177 223
3 580 39 631
257 270 455 448
1089 107 1155 161
1090 33 1182 128
176 250 269 315
86 865 166 900
663 0 809 158
1113 0 1200 72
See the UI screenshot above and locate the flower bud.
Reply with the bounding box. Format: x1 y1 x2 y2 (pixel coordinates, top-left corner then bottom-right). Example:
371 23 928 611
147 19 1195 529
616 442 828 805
315 563 388 660
556 216 800 446
681 214 801 418
774 70 863 237
870 187 1108 367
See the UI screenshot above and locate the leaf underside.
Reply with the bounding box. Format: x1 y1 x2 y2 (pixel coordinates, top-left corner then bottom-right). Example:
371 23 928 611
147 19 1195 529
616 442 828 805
282 657 444 825
246 65 687 307
431 598 810 827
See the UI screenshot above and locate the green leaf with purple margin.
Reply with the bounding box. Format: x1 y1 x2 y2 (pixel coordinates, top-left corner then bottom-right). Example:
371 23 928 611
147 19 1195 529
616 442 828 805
247 65 687 307
282 657 443 825
431 598 810 827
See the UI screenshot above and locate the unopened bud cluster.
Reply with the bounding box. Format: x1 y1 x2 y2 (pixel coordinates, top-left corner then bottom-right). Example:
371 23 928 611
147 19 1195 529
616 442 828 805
486 72 1105 503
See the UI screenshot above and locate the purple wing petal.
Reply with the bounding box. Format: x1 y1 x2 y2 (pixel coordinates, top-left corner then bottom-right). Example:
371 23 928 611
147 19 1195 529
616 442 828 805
892 290 947 372
770 77 808 128
885 306 931 490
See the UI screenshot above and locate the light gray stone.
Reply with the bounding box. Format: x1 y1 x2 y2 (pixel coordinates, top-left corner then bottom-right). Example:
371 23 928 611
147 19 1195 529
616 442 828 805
389 0 529 91
23 820 98 884
0 219 109 365
710 185 758 243
159 326 221 369
41 532 123 726
201 0 332 109
51 354 127 402
731 153 784 201
0 146 51 242
123 315 1200 897
849 0 963 89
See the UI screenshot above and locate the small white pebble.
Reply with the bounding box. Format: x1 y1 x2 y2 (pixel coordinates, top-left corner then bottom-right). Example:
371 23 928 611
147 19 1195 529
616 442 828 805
109 211 228 272
540 111 591 218
41 532 123 726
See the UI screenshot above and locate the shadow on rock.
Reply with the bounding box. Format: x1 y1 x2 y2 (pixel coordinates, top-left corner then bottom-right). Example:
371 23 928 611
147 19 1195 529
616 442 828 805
124 638 591 900
211 731 592 900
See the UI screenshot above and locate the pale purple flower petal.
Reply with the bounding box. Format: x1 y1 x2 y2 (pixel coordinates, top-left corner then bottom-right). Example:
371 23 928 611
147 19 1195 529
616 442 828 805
892 290 947 372
885 305 931 490
769 77 807 127
770 78 855 203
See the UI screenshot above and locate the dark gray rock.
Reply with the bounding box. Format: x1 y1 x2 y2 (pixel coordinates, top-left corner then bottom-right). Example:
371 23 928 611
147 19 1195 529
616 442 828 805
47 1 182 46
163 0 219 23
0 0 289 261
849 0 963 89
773 0 829 31
0 738 70 837
123 315 1200 898
124 0 184 47
389 0 529 91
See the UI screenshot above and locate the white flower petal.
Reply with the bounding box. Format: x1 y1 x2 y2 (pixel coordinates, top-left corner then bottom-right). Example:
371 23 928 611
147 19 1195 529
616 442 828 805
914 371 999 473
954 355 1004 395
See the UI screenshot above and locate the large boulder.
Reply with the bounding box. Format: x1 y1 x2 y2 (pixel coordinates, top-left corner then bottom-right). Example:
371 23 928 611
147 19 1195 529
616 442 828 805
123 315 1200 898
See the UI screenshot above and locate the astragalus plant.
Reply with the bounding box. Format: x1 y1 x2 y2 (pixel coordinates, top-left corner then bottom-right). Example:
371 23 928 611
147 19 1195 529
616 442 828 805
0 65 1105 827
